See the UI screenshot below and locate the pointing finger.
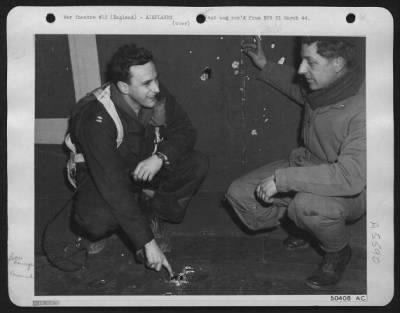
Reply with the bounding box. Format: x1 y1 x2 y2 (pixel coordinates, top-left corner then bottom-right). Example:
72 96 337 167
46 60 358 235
163 258 174 277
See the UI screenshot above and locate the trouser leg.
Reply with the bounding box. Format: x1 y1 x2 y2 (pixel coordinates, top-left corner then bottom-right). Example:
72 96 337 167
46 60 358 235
225 160 292 230
72 177 119 242
287 191 366 252
144 151 209 223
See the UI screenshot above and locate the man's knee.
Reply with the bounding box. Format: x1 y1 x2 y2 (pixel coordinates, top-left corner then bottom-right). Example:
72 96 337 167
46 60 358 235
226 177 251 204
226 180 283 231
226 179 239 201
225 180 253 229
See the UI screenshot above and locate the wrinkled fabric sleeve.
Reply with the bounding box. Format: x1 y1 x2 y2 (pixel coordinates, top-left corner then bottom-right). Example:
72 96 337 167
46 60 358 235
258 62 306 106
78 114 153 249
156 94 196 165
275 108 366 196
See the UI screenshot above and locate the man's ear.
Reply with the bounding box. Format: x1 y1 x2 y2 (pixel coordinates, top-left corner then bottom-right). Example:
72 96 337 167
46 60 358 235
117 81 129 94
334 57 346 73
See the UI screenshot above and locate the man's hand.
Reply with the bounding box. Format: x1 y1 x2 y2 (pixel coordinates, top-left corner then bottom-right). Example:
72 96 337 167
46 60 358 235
144 239 174 277
133 155 163 182
256 175 277 203
242 36 267 70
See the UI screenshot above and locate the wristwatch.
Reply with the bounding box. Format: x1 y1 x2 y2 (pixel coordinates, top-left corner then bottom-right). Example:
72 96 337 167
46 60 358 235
155 151 170 166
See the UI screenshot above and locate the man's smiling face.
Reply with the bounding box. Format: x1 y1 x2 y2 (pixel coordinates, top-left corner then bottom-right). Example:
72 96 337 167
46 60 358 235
126 61 160 108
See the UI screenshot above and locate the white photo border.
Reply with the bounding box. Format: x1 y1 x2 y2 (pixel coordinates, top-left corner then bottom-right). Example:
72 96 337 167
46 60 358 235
7 6 394 306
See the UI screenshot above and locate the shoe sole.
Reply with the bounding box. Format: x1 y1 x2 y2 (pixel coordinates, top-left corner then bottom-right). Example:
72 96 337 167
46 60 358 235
87 241 107 255
304 246 352 291
284 243 310 250
304 279 333 291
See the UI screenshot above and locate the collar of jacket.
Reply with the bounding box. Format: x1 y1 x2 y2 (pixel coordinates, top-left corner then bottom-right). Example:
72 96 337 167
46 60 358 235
307 100 346 114
302 65 365 111
109 82 167 126
306 80 365 114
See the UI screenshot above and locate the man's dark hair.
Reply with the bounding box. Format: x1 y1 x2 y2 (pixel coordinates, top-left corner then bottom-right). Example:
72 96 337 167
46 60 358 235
108 43 153 84
301 37 358 69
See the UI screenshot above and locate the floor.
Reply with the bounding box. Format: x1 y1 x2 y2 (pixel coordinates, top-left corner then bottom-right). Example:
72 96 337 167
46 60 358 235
35 192 366 296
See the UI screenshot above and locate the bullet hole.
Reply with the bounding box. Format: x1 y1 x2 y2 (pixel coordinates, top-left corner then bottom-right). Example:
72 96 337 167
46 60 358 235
346 13 356 23
46 13 56 23
171 274 185 281
189 50 193 54
278 57 286 65
220 36 224 40
216 56 221 60
196 14 206 24
271 43 276 49
232 60 240 69
264 118 269 123
251 129 258 136
200 66 212 81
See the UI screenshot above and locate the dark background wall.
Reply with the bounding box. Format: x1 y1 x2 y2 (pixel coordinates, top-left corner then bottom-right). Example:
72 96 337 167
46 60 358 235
35 35 76 119
96 35 302 190
35 34 304 253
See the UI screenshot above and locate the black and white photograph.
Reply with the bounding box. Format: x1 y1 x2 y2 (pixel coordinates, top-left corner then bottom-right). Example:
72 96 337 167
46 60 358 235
7 6 394 306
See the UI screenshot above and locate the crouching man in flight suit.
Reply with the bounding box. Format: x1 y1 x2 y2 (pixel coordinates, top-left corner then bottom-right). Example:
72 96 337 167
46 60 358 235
66 43 209 275
226 36 366 290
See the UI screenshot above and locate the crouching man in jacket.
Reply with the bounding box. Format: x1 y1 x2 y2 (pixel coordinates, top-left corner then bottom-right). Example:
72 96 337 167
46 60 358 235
226 36 365 290
67 43 209 275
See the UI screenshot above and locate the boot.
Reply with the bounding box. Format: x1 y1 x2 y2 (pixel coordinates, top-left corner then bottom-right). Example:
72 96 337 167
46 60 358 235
66 236 107 255
283 235 309 250
281 215 310 250
305 245 352 290
77 236 110 255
